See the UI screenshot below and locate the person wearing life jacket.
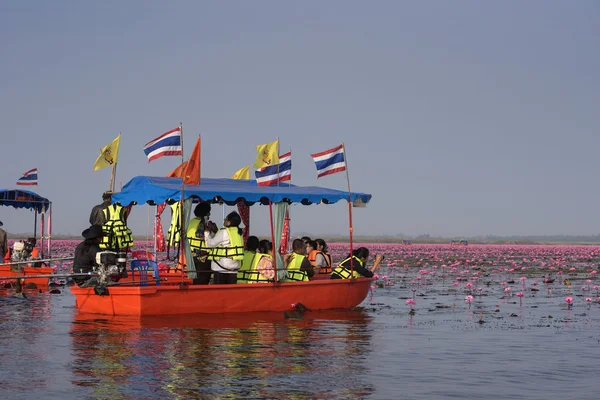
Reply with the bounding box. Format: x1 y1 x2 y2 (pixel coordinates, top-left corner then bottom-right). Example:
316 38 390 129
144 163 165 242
204 211 244 284
100 201 134 251
89 192 112 226
314 238 332 274
237 236 259 284
187 202 213 285
252 240 275 283
24 237 43 267
331 247 383 280
240 239 275 284
306 239 330 274
284 238 314 282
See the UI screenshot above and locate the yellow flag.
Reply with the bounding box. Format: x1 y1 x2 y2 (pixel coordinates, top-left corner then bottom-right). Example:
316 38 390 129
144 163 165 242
93 134 121 171
232 165 250 180
253 139 279 169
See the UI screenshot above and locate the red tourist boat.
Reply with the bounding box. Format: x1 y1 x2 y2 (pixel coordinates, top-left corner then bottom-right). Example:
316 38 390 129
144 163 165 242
0 189 55 288
71 176 373 316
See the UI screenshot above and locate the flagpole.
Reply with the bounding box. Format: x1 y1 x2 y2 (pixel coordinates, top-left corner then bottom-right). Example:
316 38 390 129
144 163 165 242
286 145 291 253
276 137 280 187
110 133 121 192
341 142 354 276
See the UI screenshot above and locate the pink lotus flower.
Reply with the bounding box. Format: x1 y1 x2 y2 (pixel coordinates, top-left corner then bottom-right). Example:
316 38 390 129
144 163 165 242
565 296 573 309
585 297 592 303
516 292 524 297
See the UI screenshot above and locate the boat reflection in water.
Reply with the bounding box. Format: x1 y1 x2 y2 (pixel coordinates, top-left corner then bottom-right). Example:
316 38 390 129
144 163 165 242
0 292 53 392
70 309 375 398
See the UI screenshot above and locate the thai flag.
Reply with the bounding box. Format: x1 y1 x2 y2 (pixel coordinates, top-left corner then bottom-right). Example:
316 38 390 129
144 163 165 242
311 144 346 178
255 152 291 186
16 168 38 186
143 127 182 162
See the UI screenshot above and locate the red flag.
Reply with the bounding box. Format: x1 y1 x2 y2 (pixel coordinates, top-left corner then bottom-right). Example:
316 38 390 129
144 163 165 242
279 210 290 254
154 204 167 252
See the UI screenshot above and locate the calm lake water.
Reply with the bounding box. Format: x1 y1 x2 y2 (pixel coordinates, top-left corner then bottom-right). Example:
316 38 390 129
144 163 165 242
2 244 600 399
1 285 598 399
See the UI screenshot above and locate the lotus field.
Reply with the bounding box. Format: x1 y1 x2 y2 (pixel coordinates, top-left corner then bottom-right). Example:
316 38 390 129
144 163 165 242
6 241 600 320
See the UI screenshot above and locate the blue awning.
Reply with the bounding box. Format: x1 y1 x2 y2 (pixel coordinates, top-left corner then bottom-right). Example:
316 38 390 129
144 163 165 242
112 176 372 207
0 189 51 213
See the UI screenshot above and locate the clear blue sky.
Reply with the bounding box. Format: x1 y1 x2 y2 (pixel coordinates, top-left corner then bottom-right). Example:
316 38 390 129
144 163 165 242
1 1 599 238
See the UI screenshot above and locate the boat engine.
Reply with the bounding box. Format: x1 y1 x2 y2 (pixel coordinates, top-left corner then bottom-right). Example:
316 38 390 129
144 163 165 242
10 241 32 263
95 251 128 285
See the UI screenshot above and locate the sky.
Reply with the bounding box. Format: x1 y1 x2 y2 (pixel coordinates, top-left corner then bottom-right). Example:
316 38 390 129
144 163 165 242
1 1 599 238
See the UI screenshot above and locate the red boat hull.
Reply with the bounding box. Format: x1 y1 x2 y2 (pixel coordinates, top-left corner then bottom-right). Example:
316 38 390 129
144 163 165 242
70 278 373 316
0 265 54 288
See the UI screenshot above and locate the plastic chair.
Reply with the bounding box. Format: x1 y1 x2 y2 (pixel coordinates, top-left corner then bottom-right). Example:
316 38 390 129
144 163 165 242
130 259 160 286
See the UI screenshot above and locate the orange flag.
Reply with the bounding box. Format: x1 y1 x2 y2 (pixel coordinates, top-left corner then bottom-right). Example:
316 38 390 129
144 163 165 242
182 136 201 185
167 160 188 178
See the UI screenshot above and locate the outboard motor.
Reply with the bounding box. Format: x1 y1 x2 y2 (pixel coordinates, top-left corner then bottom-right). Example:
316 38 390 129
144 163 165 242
95 251 128 285
10 241 31 263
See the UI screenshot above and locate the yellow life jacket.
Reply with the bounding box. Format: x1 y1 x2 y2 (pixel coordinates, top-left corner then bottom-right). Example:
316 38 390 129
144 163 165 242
207 227 244 261
331 256 363 279
237 251 257 283
286 253 308 282
100 204 133 250
186 217 211 255
167 203 181 248
238 253 273 283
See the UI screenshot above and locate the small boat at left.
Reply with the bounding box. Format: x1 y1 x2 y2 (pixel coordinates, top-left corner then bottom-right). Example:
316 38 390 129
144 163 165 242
0 189 56 289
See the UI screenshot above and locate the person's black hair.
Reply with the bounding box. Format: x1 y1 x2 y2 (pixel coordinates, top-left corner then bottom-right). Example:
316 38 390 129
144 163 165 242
315 238 328 253
301 236 312 243
245 236 259 252
292 238 305 252
306 240 317 250
258 239 273 254
194 202 211 218
26 237 36 246
226 211 243 235
345 247 369 261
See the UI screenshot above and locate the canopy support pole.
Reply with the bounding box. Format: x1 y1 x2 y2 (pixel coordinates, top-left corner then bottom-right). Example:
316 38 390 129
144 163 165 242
40 211 45 259
342 142 354 277
48 202 52 258
269 201 277 283
33 210 37 238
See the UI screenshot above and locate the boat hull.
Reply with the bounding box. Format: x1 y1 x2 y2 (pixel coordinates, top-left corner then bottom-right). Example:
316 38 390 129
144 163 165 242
0 265 54 288
70 278 373 316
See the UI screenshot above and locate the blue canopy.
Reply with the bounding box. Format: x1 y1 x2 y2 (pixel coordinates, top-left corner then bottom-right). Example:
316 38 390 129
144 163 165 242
112 176 372 207
0 189 51 213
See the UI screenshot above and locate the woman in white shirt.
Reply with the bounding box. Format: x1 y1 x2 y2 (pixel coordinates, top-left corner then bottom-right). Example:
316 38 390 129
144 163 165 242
204 211 244 284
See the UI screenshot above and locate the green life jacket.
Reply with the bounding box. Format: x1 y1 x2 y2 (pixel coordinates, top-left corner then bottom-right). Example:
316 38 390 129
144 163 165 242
237 251 257 283
167 203 181 248
331 256 363 279
286 253 308 282
100 204 133 250
186 217 211 255
237 253 273 283
207 227 244 261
